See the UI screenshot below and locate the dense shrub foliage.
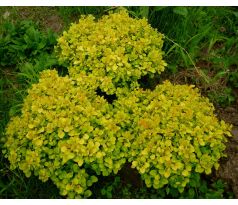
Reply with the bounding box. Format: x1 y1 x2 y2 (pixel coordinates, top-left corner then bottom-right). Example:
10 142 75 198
56 9 167 95
113 81 232 192
3 9 232 199
3 70 128 198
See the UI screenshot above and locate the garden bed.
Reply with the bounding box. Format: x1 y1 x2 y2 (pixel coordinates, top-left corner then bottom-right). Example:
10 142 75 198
0 6 237 199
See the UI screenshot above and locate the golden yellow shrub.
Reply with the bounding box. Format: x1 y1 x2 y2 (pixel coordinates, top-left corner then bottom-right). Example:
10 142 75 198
56 9 167 95
3 70 127 198
113 81 232 192
3 9 232 199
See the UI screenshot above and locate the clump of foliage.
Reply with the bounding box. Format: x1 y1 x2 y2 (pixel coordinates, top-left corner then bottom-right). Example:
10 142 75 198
2 9 233 199
2 70 128 198
56 9 167 95
0 20 57 69
93 174 234 199
113 81 232 192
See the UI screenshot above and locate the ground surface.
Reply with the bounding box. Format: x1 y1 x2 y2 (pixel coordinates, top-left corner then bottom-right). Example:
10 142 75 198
216 105 238 198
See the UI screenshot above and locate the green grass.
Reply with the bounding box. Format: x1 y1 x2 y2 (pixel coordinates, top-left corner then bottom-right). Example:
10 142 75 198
0 6 237 199
148 7 238 106
57 6 109 27
112 7 238 107
0 154 60 198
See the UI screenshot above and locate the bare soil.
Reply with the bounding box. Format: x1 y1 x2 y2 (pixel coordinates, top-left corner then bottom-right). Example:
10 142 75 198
17 7 64 33
215 105 238 198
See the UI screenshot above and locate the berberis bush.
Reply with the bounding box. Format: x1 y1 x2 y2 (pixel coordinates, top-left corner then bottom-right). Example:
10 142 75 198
3 70 127 198
113 81 232 192
56 9 167 95
2 9 232 199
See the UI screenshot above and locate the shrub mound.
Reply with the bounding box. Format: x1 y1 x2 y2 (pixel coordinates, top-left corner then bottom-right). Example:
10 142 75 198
56 9 167 95
3 9 232 199
113 81 232 192
3 70 127 198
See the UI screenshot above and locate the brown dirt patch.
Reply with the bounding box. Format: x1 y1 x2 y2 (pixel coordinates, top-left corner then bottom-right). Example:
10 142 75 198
43 15 64 33
215 105 238 198
17 7 64 33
